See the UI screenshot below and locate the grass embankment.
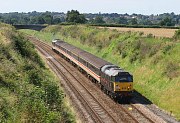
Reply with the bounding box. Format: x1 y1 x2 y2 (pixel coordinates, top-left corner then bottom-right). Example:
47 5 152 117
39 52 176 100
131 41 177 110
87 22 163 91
21 25 180 121
0 23 75 122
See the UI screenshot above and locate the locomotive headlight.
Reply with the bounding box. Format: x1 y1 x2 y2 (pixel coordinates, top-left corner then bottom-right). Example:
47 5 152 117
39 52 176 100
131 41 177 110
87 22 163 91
127 86 131 90
115 84 119 89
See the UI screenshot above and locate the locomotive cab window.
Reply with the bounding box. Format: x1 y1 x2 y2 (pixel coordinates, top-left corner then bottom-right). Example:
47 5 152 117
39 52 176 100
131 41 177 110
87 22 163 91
115 76 133 82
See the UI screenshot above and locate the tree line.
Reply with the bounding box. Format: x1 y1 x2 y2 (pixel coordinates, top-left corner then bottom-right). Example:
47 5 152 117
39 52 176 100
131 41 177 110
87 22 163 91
0 10 180 27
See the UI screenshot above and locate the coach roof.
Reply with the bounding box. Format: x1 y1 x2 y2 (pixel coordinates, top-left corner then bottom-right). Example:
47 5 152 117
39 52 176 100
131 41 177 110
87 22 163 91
79 51 111 69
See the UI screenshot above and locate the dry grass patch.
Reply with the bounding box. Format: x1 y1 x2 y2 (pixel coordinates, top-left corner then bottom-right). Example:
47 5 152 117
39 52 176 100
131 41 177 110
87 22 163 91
100 27 178 38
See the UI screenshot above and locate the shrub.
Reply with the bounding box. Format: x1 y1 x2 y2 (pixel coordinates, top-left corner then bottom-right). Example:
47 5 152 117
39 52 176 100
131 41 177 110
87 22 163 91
162 45 173 54
149 44 160 57
147 33 154 38
45 84 64 110
163 62 179 79
129 52 139 63
12 34 45 68
28 69 43 86
0 99 12 123
121 51 127 58
173 29 180 40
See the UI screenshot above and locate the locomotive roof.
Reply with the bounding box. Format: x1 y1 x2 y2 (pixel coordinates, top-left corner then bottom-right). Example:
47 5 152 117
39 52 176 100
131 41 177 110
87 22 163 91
101 65 127 76
55 40 66 45
52 39 61 42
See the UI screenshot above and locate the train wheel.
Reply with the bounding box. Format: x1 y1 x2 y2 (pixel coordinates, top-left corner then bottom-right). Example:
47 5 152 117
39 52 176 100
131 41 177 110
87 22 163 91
106 90 108 95
103 88 106 94
99 84 103 90
109 92 114 99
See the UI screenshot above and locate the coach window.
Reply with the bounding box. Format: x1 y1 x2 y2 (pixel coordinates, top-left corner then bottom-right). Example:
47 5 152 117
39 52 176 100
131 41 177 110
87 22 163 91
74 55 78 60
83 60 86 65
61 47 64 51
96 69 100 75
88 63 91 70
69 51 71 55
72 53 75 59
95 68 99 75
89 64 93 72
80 58 86 65
67 50 70 55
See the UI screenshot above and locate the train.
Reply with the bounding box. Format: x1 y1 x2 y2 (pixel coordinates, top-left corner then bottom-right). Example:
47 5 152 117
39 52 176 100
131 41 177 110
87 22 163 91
52 39 133 99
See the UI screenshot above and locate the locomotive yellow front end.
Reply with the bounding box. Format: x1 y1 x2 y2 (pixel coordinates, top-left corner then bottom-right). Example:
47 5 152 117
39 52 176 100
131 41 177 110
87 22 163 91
113 73 133 98
114 82 133 92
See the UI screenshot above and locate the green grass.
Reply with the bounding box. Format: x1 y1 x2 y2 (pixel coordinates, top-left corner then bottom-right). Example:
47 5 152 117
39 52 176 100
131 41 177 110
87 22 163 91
0 23 75 122
20 25 180 121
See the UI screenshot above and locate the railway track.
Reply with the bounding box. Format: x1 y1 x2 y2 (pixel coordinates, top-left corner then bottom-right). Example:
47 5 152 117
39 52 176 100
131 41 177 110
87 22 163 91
32 39 119 123
29 37 156 123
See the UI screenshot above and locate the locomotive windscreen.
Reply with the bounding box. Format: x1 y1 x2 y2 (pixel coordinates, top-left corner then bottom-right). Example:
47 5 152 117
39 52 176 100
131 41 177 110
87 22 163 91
114 75 133 82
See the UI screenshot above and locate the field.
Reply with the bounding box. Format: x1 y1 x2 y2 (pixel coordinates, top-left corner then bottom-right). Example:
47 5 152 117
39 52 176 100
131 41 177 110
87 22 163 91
100 27 178 38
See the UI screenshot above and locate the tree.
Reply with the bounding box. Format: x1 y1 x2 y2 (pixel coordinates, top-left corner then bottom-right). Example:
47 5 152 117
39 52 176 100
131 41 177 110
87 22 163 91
37 16 45 24
52 18 61 24
10 18 18 25
0 15 3 22
129 18 138 25
66 10 86 23
93 16 105 24
160 17 175 26
42 13 53 24
118 17 128 24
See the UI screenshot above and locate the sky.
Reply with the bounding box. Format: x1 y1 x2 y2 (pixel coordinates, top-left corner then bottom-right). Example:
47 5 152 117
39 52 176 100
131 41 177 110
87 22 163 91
0 0 180 15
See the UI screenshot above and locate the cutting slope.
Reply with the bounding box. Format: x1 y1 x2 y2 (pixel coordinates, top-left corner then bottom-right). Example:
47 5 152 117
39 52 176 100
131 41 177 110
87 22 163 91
0 23 75 122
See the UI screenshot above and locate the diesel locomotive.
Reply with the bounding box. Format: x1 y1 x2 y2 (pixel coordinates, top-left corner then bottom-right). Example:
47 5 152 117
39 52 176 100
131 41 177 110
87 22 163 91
52 39 133 99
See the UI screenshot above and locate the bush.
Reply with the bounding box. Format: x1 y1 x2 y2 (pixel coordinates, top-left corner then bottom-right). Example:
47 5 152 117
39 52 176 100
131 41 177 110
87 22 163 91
121 51 127 58
0 99 12 123
12 34 45 68
149 44 160 57
162 45 173 54
45 84 64 110
163 62 179 79
173 29 180 39
28 69 43 86
147 33 154 38
129 52 138 63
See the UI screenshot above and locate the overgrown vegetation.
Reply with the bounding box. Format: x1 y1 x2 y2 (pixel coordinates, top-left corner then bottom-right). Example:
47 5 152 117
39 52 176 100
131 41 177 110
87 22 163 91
21 25 180 121
0 23 75 122
173 29 180 40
